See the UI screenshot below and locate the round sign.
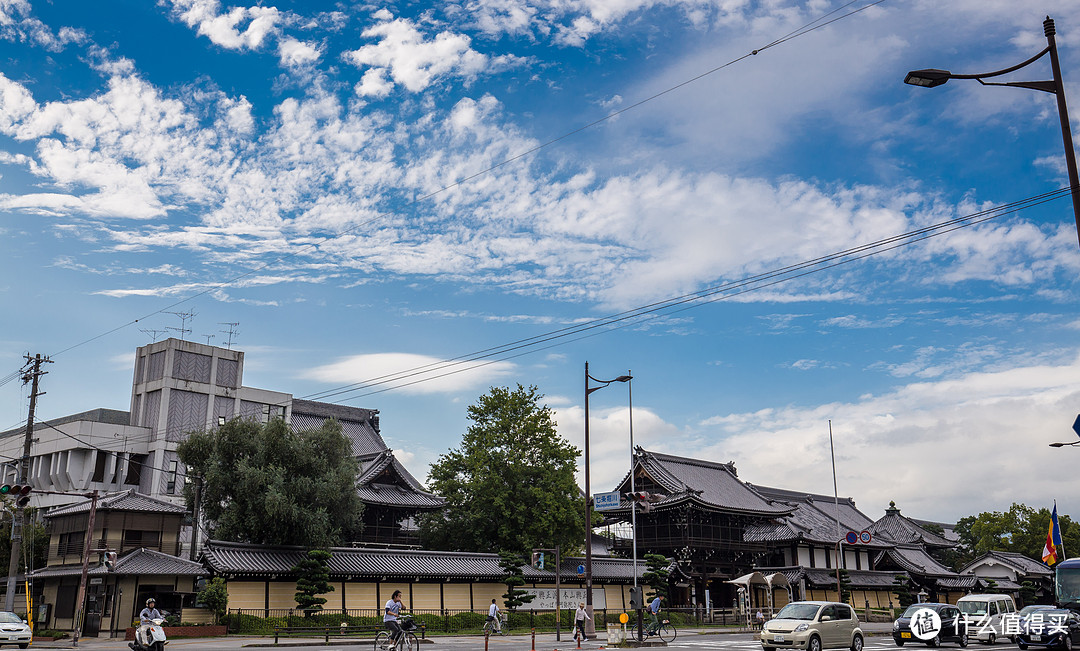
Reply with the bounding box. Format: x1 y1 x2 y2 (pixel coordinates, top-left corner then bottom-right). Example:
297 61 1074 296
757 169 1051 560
577 564 586 575
860 530 872 544
845 531 858 544
908 607 942 641
620 613 629 624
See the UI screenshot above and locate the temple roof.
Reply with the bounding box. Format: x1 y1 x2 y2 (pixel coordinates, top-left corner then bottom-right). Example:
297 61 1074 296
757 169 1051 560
290 399 387 458
202 540 641 582
32 548 205 578
356 450 445 510
960 551 1053 578
609 448 793 517
868 502 955 549
744 484 889 548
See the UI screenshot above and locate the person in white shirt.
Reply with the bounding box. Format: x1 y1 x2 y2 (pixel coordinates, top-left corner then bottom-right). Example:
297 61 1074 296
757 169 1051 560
575 602 591 641
384 590 405 643
487 599 501 633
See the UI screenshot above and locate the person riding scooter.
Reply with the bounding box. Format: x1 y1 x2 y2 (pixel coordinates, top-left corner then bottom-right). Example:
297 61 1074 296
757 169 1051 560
129 598 167 651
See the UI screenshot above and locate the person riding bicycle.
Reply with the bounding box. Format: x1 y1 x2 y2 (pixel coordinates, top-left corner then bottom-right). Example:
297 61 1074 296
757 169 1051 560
487 599 501 633
647 594 663 632
384 590 406 643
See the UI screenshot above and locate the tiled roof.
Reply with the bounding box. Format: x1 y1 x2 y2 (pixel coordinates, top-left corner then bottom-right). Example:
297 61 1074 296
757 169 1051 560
32 548 205 578
976 577 1021 591
960 551 1053 578
868 504 955 548
356 451 444 510
609 449 793 516
936 575 979 589
911 518 960 543
876 545 957 578
202 540 642 582
744 485 890 548
755 565 910 590
44 489 186 519
290 399 387 458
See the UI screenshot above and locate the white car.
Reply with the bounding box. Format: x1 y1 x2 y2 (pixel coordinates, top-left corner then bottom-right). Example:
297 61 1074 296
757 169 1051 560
0 611 31 649
762 601 865 651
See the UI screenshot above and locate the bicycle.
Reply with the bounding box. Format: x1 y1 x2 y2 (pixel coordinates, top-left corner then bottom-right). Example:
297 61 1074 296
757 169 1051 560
483 613 509 636
632 618 677 643
375 616 418 651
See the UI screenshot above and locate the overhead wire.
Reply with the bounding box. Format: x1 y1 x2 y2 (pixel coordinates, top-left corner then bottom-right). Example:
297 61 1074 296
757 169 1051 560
297 187 1072 404
34 0 890 363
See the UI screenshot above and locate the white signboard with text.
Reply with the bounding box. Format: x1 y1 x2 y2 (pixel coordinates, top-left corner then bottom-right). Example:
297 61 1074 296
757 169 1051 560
520 588 607 610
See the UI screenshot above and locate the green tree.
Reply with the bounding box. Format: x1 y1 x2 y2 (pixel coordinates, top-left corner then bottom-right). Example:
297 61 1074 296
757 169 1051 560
197 577 229 623
1019 580 1037 607
0 510 49 574
837 568 852 605
177 418 363 547
892 574 915 610
953 503 1080 564
498 550 535 611
641 553 671 601
419 385 585 552
293 549 334 615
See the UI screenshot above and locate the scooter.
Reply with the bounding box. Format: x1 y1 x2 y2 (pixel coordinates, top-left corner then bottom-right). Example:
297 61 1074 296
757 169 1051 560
128 617 168 651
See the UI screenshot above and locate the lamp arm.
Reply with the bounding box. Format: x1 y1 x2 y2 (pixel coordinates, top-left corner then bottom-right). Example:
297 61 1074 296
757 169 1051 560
949 46 1050 81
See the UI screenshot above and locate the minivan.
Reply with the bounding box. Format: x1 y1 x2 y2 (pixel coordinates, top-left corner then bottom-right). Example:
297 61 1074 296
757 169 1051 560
956 594 1016 644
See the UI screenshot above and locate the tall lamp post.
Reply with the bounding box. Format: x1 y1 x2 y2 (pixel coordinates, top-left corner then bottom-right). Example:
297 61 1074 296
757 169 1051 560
584 362 632 638
905 16 1080 249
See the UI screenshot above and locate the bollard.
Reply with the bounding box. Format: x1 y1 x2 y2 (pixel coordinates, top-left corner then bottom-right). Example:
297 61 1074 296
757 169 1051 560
485 629 490 651
531 627 536 651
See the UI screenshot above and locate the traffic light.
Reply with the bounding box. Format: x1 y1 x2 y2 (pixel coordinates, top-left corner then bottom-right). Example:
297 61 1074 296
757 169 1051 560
626 491 652 513
0 485 30 507
104 551 117 572
629 586 643 610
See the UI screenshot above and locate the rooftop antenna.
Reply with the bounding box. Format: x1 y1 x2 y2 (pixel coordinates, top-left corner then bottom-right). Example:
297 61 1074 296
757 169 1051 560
165 310 196 341
202 334 215 346
219 322 239 349
139 328 168 343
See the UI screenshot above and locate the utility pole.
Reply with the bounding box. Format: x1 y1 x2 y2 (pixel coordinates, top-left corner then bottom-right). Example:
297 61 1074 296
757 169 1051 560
189 477 202 561
71 490 98 647
5 354 50 611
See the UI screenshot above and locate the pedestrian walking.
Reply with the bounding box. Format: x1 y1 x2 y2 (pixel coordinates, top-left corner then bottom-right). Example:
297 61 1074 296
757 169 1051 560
575 602 591 641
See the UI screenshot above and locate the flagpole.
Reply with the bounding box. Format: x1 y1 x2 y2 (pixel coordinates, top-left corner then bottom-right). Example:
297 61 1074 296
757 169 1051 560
1056 501 1066 560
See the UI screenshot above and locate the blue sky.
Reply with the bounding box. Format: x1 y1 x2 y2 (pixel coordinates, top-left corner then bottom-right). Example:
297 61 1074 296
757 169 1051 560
2 0 1080 523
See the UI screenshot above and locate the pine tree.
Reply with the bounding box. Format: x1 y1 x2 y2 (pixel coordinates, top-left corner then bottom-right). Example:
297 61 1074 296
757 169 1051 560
293 549 334 615
498 550 536 611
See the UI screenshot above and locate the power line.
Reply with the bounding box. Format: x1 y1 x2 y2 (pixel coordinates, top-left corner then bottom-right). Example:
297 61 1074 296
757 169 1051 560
36 0 887 363
297 187 1072 404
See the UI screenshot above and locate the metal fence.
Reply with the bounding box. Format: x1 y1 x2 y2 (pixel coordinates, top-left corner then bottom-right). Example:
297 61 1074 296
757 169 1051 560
225 606 709 635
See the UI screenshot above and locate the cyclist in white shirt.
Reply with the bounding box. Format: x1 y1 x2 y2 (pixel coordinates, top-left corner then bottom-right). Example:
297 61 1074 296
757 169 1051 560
384 590 405 643
487 599 501 633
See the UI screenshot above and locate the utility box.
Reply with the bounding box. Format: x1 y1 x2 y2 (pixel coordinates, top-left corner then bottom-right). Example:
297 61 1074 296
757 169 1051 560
607 624 626 643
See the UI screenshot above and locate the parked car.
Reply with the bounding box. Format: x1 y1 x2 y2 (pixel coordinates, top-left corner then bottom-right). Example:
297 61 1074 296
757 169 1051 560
0 611 30 649
1015 608 1080 650
957 594 1017 644
761 601 865 651
893 603 969 647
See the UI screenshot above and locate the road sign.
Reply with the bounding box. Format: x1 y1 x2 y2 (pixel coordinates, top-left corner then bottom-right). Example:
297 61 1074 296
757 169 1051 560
577 564 586 576
594 491 621 511
1073 414 1080 438
845 531 858 544
860 530 873 544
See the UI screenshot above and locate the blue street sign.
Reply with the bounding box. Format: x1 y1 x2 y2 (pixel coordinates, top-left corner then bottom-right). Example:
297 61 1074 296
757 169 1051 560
593 491 621 511
577 564 585 575
1073 414 1080 438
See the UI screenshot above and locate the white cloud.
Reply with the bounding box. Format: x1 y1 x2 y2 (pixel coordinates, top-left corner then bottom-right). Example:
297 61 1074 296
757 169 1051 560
343 15 496 95
302 353 517 395
278 36 321 67
167 0 281 50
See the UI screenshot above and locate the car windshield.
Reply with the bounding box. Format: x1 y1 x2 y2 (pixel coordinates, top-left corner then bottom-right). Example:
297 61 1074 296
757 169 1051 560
0 612 22 624
959 601 987 616
776 604 822 621
902 605 931 617
1019 606 1052 616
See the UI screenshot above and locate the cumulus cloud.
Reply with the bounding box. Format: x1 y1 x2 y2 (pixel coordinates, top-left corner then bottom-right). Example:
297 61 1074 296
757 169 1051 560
342 14 505 96
166 0 281 50
302 352 517 395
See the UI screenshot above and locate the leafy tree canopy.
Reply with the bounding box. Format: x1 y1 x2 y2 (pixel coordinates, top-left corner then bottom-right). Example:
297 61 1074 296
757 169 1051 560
177 418 363 548
953 503 1080 568
419 384 585 553
197 577 229 623
0 511 48 573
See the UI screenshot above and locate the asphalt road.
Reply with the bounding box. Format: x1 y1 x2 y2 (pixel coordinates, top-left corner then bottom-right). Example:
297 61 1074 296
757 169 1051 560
34 630 1020 651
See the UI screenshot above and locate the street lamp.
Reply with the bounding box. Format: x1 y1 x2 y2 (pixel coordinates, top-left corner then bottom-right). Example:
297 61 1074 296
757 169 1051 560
905 16 1080 249
1049 441 1080 448
584 362 631 638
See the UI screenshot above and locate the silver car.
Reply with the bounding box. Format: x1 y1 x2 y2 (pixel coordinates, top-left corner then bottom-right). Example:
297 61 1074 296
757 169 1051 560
761 601 865 651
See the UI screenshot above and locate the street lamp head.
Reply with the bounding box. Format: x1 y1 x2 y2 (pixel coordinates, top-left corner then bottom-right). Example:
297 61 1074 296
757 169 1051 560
614 375 632 383
1049 441 1080 448
905 68 952 88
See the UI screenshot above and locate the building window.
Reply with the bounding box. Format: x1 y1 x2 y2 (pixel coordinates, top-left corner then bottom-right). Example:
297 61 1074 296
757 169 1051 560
125 455 147 486
166 460 178 494
91 451 108 483
58 531 86 557
123 529 162 550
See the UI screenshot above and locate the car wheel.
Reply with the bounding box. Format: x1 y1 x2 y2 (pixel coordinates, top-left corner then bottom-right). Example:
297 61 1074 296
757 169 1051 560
852 634 864 651
809 635 822 651
959 633 969 648
1017 644 1027 650
1064 636 1073 651
928 636 941 648
896 642 906 648
764 647 776 651
986 633 997 645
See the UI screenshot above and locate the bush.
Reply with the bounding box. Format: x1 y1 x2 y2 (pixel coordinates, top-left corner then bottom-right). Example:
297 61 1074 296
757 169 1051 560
449 611 485 631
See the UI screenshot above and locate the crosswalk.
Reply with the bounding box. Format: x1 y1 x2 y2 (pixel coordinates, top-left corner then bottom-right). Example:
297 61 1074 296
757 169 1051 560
667 637 913 650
